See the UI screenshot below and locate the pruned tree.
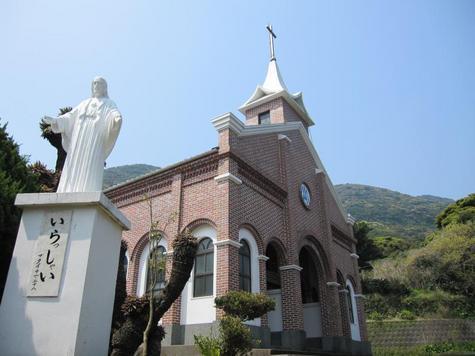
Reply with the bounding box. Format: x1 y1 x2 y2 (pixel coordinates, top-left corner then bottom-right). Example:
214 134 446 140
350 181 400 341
39 107 71 189
110 195 197 356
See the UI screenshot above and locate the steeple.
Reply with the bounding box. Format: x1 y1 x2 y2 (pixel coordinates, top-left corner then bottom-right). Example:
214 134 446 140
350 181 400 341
239 25 314 128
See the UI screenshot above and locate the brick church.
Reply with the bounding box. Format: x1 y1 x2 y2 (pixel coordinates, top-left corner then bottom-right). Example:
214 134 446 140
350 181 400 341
105 28 370 354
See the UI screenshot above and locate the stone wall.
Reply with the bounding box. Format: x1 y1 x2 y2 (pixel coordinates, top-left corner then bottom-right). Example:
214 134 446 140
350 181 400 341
368 319 475 347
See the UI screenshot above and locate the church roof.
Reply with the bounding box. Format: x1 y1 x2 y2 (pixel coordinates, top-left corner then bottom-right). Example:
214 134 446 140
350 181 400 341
239 59 314 127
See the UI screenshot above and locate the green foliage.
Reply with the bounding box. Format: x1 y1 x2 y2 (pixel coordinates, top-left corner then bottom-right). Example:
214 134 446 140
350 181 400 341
214 291 275 321
402 289 473 319
335 184 454 240
372 236 412 258
103 164 159 188
362 278 409 296
425 341 475 354
354 221 382 267
207 291 274 356
398 309 415 320
194 333 221 356
373 341 475 355
219 315 253 356
436 193 475 229
0 120 39 300
406 222 475 297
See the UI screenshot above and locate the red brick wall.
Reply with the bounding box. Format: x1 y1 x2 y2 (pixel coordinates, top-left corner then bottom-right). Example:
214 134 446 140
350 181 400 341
106 98 367 341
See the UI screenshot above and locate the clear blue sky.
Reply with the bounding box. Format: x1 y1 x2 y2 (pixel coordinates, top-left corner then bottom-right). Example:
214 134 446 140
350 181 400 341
1 0 474 200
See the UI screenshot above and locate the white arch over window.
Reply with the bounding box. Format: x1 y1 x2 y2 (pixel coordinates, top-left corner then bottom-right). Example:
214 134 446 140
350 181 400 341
137 235 168 297
346 279 361 341
239 227 261 327
180 224 217 325
124 250 130 280
238 228 260 293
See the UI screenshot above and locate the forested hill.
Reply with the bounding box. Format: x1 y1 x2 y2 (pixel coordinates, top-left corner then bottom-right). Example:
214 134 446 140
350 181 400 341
103 164 158 188
103 165 453 240
335 184 454 240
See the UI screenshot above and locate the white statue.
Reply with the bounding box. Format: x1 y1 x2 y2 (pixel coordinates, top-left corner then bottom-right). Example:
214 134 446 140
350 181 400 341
43 77 122 192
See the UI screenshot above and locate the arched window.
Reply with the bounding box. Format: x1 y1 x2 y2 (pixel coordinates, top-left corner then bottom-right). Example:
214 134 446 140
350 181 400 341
299 247 320 303
194 238 214 297
146 245 166 294
239 240 251 292
266 244 281 290
346 285 355 324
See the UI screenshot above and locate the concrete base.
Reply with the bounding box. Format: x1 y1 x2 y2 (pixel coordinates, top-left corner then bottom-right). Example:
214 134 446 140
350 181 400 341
281 329 306 350
162 322 271 348
0 192 130 356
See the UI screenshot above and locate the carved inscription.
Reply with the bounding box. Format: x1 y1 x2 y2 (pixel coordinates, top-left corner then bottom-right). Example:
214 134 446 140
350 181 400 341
27 210 72 297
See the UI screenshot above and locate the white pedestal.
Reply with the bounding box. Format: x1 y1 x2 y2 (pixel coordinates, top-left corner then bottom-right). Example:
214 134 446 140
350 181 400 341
0 192 130 356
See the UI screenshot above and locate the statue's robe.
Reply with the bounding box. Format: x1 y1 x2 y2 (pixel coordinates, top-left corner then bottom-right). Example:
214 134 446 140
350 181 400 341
51 97 122 192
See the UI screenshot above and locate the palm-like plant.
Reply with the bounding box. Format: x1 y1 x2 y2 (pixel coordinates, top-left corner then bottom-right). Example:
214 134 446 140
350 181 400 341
39 107 71 174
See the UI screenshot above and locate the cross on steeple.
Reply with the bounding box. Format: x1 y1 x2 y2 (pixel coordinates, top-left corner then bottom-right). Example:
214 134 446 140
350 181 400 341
266 24 277 61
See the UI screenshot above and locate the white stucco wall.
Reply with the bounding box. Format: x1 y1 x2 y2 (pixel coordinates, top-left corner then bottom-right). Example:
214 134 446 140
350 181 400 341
180 224 217 325
267 289 283 332
239 228 261 326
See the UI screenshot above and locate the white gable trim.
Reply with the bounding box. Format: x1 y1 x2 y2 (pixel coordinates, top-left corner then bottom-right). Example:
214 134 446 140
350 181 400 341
238 90 314 127
211 114 349 223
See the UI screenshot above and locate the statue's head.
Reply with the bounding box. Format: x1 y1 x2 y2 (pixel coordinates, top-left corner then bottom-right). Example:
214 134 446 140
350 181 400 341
91 77 108 98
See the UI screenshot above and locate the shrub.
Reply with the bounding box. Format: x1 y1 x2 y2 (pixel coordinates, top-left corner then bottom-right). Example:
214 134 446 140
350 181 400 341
398 309 415 320
194 333 221 356
362 277 409 296
212 291 275 356
402 289 474 318
214 291 275 321
219 315 253 356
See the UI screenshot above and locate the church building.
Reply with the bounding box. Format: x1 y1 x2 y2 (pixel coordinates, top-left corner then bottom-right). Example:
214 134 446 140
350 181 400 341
105 28 370 355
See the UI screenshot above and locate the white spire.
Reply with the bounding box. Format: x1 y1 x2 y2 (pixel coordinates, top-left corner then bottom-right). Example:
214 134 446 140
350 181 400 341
262 59 288 93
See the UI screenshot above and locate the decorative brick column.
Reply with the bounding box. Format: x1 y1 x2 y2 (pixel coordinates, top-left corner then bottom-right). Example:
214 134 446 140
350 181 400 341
258 255 269 327
162 173 183 345
279 264 306 349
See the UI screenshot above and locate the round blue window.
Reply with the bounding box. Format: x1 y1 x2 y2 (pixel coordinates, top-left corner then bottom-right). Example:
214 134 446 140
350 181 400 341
300 183 311 209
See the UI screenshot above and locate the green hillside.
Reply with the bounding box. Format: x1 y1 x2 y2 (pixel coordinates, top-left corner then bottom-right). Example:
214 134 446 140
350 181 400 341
103 164 158 188
335 184 454 240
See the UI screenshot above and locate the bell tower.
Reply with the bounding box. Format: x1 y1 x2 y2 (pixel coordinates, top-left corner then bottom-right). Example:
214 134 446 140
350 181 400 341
239 25 314 131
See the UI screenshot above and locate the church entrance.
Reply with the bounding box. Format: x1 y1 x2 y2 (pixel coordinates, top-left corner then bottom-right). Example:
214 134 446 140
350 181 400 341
299 246 323 338
265 243 283 337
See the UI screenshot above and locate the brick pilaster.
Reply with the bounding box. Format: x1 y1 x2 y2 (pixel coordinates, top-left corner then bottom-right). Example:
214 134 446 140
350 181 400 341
280 266 304 331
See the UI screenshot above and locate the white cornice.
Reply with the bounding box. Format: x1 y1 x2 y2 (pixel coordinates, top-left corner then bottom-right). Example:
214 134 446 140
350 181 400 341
350 253 359 259
279 264 303 272
210 116 349 223
211 112 245 134
214 173 242 185
258 255 270 261
214 239 242 248
326 281 341 287
238 90 314 127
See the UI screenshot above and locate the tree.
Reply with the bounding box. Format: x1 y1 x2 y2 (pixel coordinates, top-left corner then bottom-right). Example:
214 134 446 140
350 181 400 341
354 220 382 268
110 229 198 356
40 107 71 174
0 120 39 301
200 291 276 356
436 193 475 229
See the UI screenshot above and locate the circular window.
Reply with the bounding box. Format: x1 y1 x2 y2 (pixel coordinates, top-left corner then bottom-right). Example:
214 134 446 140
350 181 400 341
300 183 311 209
